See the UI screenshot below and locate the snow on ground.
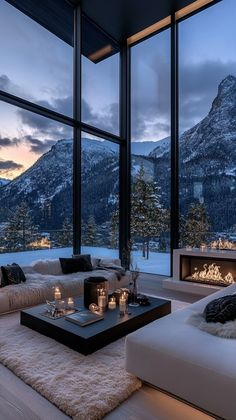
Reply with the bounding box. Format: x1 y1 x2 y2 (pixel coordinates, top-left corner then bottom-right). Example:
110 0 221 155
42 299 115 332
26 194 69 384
0 246 170 275
0 247 73 266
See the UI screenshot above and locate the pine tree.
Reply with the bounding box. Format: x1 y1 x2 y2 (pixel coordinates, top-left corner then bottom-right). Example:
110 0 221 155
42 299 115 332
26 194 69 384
57 217 73 247
181 203 210 247
131 164 168 259
4 201 38 251
110 210 119 249
83 215 97 246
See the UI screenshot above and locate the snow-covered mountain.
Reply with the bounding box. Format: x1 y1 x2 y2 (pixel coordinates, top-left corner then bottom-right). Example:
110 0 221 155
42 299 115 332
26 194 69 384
0 178 10 187
132 141 162 156
149 74 236 230
0 75 235 231
0 138 119 228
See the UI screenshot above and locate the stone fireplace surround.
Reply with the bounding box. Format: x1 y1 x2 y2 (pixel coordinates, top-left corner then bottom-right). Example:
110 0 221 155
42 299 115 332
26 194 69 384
163 248 236 296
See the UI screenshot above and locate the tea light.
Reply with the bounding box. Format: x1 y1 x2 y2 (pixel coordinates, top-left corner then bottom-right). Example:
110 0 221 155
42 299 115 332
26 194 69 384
119 294 126 315
108 297 116 310
67 297 74 309
54 287 61 301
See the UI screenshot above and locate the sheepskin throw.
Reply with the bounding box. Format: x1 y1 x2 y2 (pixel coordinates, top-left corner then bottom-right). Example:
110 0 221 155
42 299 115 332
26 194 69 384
187 311 236 339
0 313 141 420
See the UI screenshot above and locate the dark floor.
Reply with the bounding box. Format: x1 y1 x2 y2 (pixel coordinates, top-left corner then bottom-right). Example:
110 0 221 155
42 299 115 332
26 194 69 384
138 273 203 303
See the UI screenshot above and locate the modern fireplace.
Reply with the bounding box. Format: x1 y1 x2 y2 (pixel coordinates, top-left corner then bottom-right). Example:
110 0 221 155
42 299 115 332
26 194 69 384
164 248 236 295
180 255 236 287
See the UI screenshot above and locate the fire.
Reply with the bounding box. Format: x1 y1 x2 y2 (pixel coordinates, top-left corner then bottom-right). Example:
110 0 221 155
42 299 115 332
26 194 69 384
211 238 236 250
192 263 234 285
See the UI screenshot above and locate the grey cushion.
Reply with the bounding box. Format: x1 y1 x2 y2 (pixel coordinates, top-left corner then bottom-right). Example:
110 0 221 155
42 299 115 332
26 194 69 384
1 263 26 287
59 255 93 274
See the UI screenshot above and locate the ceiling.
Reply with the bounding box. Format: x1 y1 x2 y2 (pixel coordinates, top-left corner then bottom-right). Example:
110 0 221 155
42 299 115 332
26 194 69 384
6 0 207 46
5 0 216 58
78 0 201 43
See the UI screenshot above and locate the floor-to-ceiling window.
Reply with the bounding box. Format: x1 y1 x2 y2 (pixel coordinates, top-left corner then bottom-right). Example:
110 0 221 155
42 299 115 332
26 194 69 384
1 0 234 272
80 15 121 259
0 0 73 263
179 0 236 249
81 134 119 257
130 29 171 275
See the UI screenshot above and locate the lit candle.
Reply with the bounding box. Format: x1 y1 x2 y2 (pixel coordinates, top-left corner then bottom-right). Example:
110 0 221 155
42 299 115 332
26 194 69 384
119 294 126 315
67 297 74 309
54 287 61 301
108 297 116 310
200 245 207 252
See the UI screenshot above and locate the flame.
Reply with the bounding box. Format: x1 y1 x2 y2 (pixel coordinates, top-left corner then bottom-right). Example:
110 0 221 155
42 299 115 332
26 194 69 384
211 238 236 250
192 263 234 285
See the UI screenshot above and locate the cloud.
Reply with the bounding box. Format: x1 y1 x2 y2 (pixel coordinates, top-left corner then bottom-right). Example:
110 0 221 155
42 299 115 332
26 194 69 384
81 99 119 135
179 60 236 133
0 74 12 91
0 136 19 148
17 108 72 139
23 135 56 154
131 57 236 140
0 159 23 170
0 74 26 98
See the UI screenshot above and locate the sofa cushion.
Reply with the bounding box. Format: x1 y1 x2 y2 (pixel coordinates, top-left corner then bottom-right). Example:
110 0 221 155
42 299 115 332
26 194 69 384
60 256 93 274
1 264 26 287
31 259 63 276
204 295 236 323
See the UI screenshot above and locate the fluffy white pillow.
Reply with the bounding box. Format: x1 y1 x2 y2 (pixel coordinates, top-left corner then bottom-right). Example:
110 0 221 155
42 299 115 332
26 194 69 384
31 259 62 275
99 258 121 267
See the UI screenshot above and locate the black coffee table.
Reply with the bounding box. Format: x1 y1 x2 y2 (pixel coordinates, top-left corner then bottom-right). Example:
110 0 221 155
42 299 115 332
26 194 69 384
20 297 171 355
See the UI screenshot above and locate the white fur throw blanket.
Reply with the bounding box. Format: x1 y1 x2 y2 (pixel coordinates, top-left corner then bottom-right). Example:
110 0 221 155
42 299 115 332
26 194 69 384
186 312 236 338
0 269 127 313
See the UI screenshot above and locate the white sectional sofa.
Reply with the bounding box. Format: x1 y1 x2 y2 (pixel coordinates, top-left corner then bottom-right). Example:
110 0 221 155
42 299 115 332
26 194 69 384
126 283 236 420
0 258 130 314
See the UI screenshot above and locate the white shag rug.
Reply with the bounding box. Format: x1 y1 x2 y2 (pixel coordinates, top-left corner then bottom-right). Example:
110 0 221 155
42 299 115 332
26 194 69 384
0 313 141 420
187 312 236 339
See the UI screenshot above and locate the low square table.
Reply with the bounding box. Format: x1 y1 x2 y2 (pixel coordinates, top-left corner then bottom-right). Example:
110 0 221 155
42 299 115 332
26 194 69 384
20 297 171 355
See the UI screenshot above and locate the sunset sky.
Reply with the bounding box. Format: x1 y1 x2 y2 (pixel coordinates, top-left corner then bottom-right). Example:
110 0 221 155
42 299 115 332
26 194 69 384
0 0 235 179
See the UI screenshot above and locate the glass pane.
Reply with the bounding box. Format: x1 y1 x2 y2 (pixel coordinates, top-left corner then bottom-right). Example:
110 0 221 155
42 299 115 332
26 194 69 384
81 17 120 135
0 100 73 264
81 133 119 258
0 0 73 116
179 0 236 249
131 29 171 275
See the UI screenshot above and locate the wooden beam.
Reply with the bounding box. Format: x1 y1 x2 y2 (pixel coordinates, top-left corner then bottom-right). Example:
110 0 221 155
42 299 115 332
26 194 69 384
127 0 216 46
127 16 171 45
175 0 215 20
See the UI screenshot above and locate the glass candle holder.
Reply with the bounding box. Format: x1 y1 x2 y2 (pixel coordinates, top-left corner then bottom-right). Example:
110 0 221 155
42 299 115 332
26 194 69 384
54 286 61 301
97 288 107 311
67 297 74 309
119 294 127 316
108 297 116 310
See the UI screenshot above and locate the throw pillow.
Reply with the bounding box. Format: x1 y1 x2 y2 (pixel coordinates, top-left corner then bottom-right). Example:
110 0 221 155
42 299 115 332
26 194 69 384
60 256 93 274
204 295 236 324
1 263 26 287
